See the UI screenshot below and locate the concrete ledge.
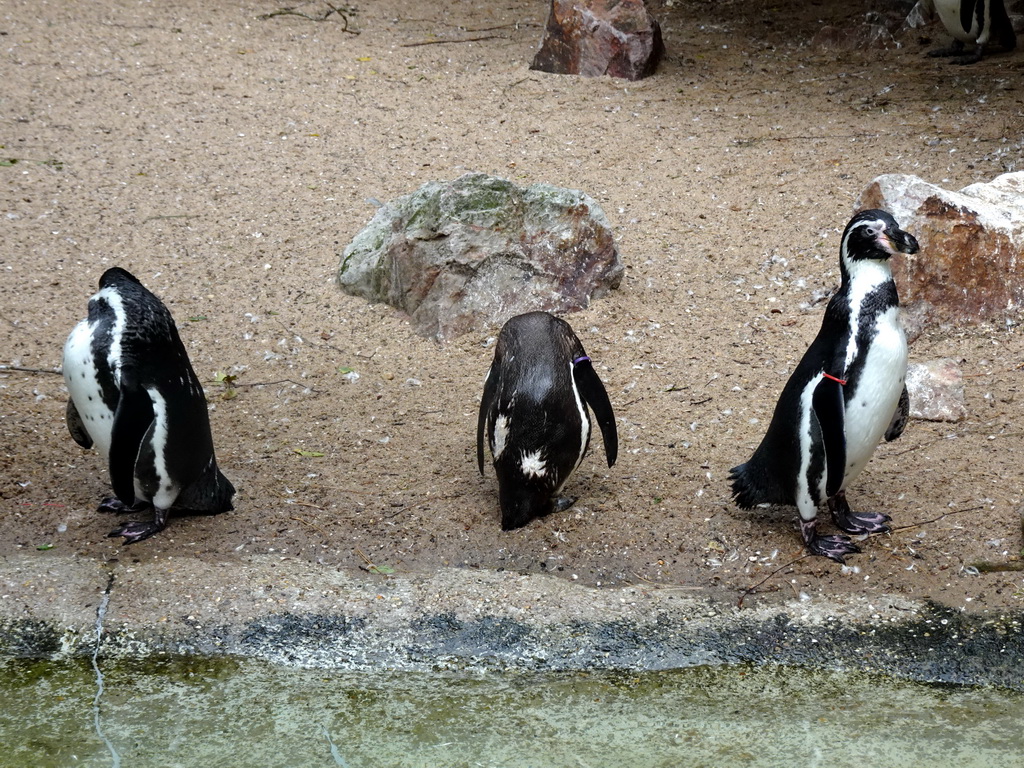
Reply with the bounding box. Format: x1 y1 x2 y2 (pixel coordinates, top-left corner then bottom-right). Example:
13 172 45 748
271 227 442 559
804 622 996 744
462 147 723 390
1 554 1021 689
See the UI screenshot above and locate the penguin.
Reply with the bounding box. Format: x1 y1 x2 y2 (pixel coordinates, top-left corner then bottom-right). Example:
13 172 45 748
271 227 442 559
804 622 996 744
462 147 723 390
477 311 618 530
927 0 1017 63
729 210 919 563
63 267 235 543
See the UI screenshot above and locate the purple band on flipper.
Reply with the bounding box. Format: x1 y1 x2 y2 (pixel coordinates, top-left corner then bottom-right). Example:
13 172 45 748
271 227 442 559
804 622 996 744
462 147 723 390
573 356 590 365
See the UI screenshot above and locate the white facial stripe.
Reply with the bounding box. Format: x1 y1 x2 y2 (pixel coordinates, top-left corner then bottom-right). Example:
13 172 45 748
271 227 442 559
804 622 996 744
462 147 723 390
520 449 546 479
96 286 127 383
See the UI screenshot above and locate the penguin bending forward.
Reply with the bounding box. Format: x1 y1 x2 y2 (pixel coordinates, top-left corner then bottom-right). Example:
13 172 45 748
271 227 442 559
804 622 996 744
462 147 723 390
928 0 1016 64
729 210 918 562
477 312 618 530
63 267 235 543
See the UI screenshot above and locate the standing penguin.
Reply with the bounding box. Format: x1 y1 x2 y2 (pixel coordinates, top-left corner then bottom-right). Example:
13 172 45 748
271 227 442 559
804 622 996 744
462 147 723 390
927 0 1017 63
477 312 617 530
63 267 235 543
730 210 918 562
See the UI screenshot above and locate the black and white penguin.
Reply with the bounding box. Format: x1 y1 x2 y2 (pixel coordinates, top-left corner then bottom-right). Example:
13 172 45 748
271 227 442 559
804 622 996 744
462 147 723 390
63 267 235 543
477 311 618 530
927 0 1017 63
729 210 919 562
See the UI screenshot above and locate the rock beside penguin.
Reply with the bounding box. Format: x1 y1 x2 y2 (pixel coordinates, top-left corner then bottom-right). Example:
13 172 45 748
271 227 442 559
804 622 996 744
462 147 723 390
477 312 617 530
730 210 919 563
63 267 234 543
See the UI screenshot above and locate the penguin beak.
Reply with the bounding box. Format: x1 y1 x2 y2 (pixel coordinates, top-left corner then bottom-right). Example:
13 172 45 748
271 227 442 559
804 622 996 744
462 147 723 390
883 226 919 256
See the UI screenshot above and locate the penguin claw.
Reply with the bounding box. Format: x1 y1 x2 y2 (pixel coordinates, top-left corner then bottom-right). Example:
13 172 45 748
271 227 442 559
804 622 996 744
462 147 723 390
108 521 165 545
829 493 891 535
553 496 577 513
834 511 891 536
800 518 860 563
806 535 861 564
97 497 150 515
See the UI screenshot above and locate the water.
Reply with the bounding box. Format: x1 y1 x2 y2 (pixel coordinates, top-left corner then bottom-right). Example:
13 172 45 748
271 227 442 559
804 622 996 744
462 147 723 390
2 657 1022 768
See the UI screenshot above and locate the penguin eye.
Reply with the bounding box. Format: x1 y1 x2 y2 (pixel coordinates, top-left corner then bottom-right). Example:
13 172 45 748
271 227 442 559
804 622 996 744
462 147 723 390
865 226 879 237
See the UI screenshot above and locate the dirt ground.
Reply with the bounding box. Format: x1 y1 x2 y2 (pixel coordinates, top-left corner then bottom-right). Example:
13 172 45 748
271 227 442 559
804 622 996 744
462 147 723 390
2 0 1022 613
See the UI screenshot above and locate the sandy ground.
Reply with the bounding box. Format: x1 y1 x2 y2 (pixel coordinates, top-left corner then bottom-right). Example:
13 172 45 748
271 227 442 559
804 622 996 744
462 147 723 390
2 0 1023 614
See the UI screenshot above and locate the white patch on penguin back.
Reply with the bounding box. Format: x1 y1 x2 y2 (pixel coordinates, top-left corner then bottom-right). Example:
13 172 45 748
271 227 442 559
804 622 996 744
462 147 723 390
520 449 547 479
492 413 510 460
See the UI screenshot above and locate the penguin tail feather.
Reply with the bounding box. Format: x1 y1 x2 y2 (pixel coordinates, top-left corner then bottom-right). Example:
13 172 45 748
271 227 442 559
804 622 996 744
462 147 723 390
175 463 236 513
728 461 780 509
728 463 757 509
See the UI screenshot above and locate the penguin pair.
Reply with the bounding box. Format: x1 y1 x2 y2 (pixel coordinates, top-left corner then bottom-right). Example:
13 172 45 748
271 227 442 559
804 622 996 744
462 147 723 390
730 210 918 562
927 0 1017 63
479 211 918 564
64 267 234 543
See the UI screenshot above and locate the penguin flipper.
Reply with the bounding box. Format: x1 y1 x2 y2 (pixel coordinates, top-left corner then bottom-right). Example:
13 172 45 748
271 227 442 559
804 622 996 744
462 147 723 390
573 359 617 467
66 399 93 449
960 0 979 37
108 385 155 505
812 374 846 499
477 363 499 475
884 385 910 442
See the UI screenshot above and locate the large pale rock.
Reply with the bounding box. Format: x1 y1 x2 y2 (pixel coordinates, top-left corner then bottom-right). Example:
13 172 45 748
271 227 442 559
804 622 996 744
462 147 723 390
906 358 967 422
338 173 623 341
857 172 1024 325
530 0 664 81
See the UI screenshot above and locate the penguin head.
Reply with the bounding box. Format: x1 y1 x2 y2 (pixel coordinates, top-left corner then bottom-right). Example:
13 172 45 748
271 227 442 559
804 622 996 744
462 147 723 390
841 209 919 267
99 267 144 290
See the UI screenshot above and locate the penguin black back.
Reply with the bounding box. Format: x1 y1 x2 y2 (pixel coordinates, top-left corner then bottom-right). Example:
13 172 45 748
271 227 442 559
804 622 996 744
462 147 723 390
64 267 234 543
477 312 617 530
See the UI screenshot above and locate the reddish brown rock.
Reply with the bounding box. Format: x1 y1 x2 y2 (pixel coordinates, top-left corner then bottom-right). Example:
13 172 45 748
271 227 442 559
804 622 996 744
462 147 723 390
530 0 664 81
857 172 1024 325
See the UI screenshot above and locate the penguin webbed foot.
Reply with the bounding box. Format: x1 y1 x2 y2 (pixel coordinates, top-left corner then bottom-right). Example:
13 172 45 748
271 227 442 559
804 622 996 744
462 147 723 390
97 497 151 515
828 492 891 535
108 508 169 544
800 519 860 564
553 496 577 513
927 40 982 64
927 40 964 58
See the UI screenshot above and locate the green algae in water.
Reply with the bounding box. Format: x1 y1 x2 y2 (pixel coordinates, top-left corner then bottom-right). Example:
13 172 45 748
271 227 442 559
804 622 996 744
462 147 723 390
1 657 1022 768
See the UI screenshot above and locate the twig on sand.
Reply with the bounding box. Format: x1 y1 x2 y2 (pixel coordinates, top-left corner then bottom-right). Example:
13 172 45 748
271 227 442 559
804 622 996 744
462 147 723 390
888 505 984 535
290 515 329 538
0 364 62 375
258 1 356 32
400 35 503 48
737 554 810 608
737 505 986 607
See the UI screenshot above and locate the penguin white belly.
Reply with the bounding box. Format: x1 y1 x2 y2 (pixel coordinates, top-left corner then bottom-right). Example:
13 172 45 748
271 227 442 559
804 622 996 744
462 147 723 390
842 308 907 488
63 319 116 458
933 0 981 42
